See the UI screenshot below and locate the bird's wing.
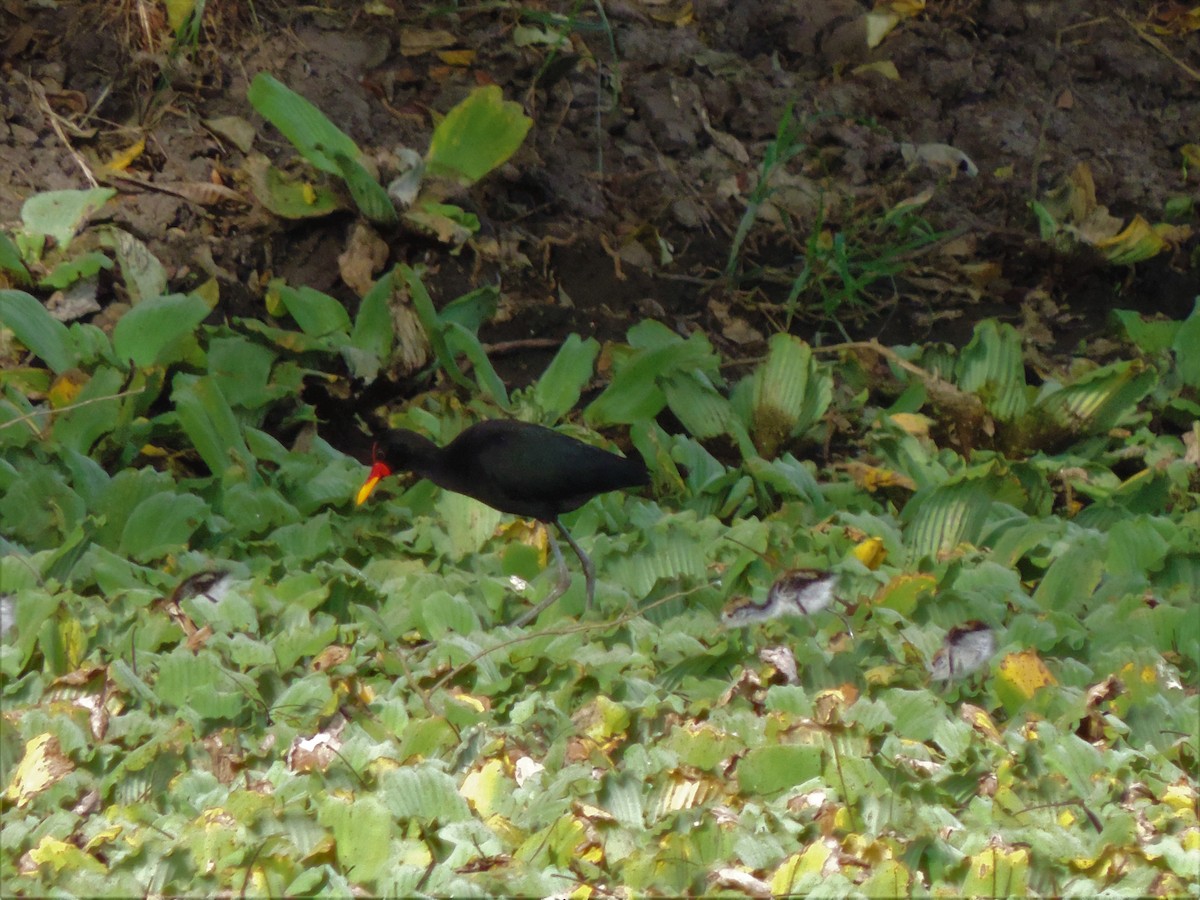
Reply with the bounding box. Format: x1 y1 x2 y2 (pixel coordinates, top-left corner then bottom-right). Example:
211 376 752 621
475 431 620 513
472 437 575 503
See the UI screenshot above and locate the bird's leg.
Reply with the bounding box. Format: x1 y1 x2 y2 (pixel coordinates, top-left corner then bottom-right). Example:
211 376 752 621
555 519 595 611
509 527 572 627
548 528 572 596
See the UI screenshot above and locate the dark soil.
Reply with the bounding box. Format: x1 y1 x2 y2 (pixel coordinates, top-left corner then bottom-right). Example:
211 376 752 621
3 0 1198 397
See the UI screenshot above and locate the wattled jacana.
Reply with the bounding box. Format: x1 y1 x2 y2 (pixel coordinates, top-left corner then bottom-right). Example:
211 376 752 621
929 621 995 682
720 568 838 626
356 420 649 625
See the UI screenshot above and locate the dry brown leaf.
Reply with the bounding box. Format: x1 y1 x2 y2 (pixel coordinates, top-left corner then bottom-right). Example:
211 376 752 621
287 730 341 773
338 223 389 297
959 703 1004 743
399 28 457 56
168 181 248 207
186 625 213 652
311 644 351 672
390 302 430 376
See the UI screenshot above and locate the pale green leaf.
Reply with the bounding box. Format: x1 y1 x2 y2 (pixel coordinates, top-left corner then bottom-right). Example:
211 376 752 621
737 745 823 795
426 86 532 185
21 188 116 250
118 492 208 562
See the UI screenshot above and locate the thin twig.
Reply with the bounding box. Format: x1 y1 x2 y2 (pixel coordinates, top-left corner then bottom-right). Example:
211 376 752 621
1120 12 1200 81
391 641 443 726
482 338 563 356
0 387 148 433
809 338 931 378
19 72 99 187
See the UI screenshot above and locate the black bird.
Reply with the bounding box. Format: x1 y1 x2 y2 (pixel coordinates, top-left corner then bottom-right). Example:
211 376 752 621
356 420 649 625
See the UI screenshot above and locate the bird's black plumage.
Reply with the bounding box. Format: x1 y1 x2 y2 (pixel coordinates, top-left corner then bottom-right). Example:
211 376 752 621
370 420 648 520
356 420 649 624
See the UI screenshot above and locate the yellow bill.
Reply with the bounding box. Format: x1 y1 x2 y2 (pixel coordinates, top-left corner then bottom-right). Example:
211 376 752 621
356 462 392 505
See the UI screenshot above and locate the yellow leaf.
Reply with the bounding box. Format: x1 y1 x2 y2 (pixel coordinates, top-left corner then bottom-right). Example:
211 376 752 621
842 460 917 492
548 817 588 863
163 0 196 34
1094 214 1169 265
264 281 286 317
461 759 510 817
647 1 694 26
580 842 604 863
29 835 106 874
850 536 887 569
772 842 834 894
1065 162 1099 221
1162 781 1196 812
61 616 86 670
450 689 489 713
197 807 235 828
104 139 146 174
959 703 1003 743
878 0 926 14
438 49 477 66
84 825 124 852
482 812 524 846
851 60 901 81
969 845 1030 882
865 10 901 47
864 664 901 685
1154 222 1194 246
872 572 936 616
397 837 433 866
814 685 858 725
499 519 547 561
571 696 630 744
242 867 271 897
997 649 1056 699
888 412 934 438
48 370 87 408
1150 7 1200 35
193 277 220 309
5 734 74 808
